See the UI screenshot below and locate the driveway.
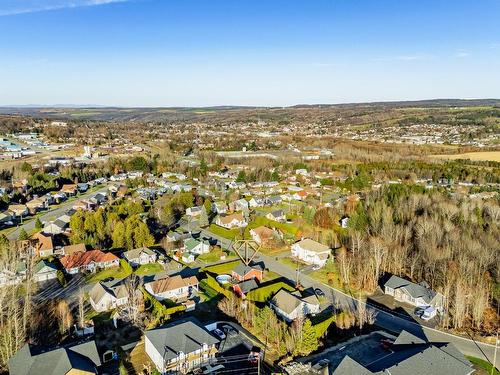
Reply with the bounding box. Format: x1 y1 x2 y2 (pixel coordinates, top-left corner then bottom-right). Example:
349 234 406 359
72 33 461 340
255 253 498 364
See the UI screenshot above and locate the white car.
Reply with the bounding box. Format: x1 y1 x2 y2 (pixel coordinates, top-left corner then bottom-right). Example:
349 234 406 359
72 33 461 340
212 328 226 340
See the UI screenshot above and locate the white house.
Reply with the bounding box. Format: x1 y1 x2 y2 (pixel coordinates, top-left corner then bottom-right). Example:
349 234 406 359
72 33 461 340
214 212 247 229
145 319 219 374
144 275 199 301
122 247 157 267
183 238 210 255
291 238 331 268
32 260 58 283
384 275 445 312
211 201 228 214
270 289 320 322
89 279 131 312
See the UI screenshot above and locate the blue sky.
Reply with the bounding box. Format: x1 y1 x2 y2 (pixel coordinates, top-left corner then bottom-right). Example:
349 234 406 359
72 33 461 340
0 0 499 107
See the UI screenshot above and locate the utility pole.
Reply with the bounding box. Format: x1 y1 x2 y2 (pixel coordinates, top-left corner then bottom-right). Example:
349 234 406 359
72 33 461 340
492 328 498 375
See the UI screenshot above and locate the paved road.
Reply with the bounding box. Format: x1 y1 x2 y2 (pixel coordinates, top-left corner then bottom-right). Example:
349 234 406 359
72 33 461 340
257 253 498 364
7 185 109 240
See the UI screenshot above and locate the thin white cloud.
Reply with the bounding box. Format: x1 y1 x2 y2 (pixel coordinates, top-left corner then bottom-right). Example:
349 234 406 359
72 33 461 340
455 50 470 58
490 43 500 49
371 53 431 62
0 0 131 16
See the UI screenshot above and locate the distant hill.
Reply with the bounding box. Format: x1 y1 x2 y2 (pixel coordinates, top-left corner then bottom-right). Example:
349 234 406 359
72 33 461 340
0 99 499 122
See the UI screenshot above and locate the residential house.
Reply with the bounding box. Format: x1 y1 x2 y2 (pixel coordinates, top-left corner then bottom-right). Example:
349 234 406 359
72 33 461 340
250 226 277 245
73 199 96 211
248 197 265 208
266 209 286 223
265 196 282 206
32 260 58 283
232 279 259 299
27 231 54 257
340 216 350 228
89 278 136 312
0 211 14 225
9 340 101 375
214 212 247 229
123 246 157 267
8 204 28 218
60 250 119 274
0 262 26 287
60 184 78 196
43 219 68 235
184 238 210 255
181 251 195 263
25 197 48 214
144 274 199 301
186 206 204 218
231 263 264 282
270 289 320 322
211 201 228 214
293 191 308 201
77 182 89 192
59 243 86 256
145 319 219 374
332 330 474 375
384 275 445 311
291 238 331 268
229 198 249 212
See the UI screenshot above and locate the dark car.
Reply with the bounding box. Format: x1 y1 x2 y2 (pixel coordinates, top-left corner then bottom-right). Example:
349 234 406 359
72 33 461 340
315 288 325 297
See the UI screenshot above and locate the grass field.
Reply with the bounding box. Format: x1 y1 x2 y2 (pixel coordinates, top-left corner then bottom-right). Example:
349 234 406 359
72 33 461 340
209 224 241 240
246 281 295 302
87 260 133 283
134 263 164 276
432 151 500 162
202 260 240 275
467 356 500 375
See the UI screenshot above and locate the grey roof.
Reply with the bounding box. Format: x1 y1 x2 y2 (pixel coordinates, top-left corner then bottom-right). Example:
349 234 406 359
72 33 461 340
332 331 473 375
9 340 100 375
232 263 264 278
237 279 259 294
122 246 155 261
384 275 437 304
333 356 372 375
145 319 219 361
89 278 128 304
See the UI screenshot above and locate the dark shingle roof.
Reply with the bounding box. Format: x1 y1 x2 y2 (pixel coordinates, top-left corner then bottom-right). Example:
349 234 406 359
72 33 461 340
145 319 219 361
9 340 100 375
384 275 437 304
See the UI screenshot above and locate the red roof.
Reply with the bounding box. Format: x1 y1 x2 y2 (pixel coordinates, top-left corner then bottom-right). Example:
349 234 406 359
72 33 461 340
60 249 118 269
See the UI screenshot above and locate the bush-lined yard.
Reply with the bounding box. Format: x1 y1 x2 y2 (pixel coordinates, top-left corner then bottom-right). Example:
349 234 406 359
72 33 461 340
246 281 295 302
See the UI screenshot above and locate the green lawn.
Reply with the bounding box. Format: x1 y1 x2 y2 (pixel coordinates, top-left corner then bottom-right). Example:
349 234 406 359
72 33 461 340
246 216 300 238
203 260 240 275
309 260 342 288
197 248 229 263
87 260 133 283
134 263 164 276
467 356 500 375
208 224 241 240
246 281 295 302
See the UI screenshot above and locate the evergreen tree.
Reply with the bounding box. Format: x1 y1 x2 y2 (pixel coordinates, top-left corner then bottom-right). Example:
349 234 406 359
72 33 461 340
112 221 126 248
18 228 29 241
34 218 43 230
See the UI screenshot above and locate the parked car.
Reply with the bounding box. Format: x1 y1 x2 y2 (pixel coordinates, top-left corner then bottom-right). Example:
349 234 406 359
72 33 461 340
212 328 226 340
314 288 325 297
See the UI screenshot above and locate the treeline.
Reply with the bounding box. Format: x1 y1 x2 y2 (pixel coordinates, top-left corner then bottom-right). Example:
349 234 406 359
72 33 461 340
337 184 500 334
70 199 154 249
